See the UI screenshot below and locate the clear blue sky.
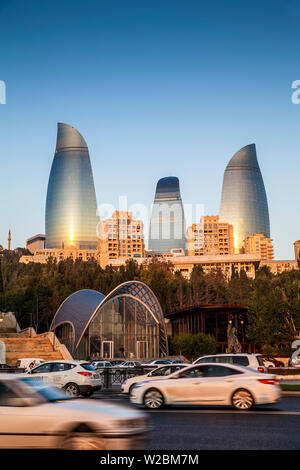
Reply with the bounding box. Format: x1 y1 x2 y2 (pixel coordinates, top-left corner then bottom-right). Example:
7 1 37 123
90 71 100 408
0 0 299 258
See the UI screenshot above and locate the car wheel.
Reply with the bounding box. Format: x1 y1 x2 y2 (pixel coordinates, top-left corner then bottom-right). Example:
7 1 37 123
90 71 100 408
143 388 164 409
232 388 254 410
61 432 106 450
63 383 80 397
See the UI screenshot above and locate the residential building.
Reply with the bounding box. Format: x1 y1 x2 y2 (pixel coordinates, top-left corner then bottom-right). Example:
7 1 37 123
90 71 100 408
187 216 234 256
219 144 270 253
97 211 145 268
259 260 298 275
244 233 274 260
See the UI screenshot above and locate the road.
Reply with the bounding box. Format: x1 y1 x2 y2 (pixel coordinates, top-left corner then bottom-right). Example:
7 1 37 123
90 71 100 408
93 393 300 450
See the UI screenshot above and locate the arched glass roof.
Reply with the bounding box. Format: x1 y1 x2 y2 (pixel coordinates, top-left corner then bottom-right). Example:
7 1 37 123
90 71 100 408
50 281 168 356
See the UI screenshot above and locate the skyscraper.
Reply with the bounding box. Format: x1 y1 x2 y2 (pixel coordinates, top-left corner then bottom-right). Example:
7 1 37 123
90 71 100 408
219 144 270 253
45 123 99 249
148 177 186 254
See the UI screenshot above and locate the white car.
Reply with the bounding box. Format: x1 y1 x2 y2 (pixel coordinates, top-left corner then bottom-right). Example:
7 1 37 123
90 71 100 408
141 360 171 366
0 375 149 449
121 364 186 394
130 363 281 410
16 358 45 371
119 361 142 368
91 361 112 368
193 353 267 373
26 360 102 397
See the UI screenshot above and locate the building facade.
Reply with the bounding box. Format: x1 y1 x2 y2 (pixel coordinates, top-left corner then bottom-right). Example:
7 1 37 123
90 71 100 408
19 246 97 264
294 240 300 260
259 260 298 275
219 144 270 253
148 177 186 254
45 123 99 250
26 234 46 254
187 216 234 256
97 211 145 268
244 233 274 260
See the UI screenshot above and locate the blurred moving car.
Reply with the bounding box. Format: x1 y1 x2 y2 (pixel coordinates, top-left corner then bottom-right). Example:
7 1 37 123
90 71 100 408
121 364 186 394
119 361 142 368
0 375 149 449
91 361 112 369
25 360 102 397
130 363 281 410
193 353 267 373
262 356 285 368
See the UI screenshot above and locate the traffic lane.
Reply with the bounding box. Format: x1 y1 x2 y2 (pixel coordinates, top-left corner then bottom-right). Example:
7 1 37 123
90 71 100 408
146 411 300 450
93 393 300 412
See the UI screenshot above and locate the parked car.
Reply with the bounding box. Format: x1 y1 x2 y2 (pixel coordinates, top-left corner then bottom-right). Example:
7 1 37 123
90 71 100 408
0 375 149 449
0 364 11 370
168 359 185 364
193 353 267 373
25 360 102 397
142 360 171 366
121 364 186 394
262 356 285 368
110 360 127 367
130 363 281 410
119 361 142 368
91 361 112 369
16 358 45 371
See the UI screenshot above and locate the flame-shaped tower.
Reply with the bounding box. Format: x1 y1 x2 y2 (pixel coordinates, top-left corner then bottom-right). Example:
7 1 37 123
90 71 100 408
219 144 270 253
45 123 99 249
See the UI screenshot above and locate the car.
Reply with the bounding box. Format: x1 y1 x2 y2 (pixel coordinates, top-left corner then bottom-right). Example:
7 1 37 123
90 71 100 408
119 361 142 368
193 353 267 373
0 375 150 449
25 360 102 397
130 363 281 410
0 364 11 370
142 360 171 366
168 359 185 364
121 364 187 394
91 361 112 368
110 360 127 367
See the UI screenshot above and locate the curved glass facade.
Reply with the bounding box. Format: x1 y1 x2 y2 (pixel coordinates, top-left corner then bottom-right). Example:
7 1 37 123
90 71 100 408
45 123 99 249
50 281 168 360
148 177 186 254
219 144 270 253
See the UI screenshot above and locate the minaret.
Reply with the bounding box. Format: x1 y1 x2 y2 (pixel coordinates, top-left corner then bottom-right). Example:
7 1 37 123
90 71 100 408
8 230 11 250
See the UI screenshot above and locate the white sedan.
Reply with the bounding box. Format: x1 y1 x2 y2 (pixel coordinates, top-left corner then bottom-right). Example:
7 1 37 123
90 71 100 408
130 363 281 410
121 364 186 394
0 375 150 449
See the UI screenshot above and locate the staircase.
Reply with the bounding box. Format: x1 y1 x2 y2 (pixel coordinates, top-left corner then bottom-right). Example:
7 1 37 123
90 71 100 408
0 332 73 366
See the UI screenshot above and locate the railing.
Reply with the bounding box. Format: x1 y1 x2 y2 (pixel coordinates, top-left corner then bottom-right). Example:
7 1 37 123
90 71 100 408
94 366 155 390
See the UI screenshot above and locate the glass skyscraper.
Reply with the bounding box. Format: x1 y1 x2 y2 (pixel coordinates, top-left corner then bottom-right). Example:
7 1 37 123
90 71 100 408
219 144 270 253
148 176 186 254
45 123 99 250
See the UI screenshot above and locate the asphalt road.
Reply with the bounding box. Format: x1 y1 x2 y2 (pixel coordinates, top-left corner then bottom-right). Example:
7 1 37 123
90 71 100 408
93 393 300 450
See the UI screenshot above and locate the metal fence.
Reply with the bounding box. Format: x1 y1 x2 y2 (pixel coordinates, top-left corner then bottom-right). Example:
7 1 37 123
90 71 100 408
94 366 155 390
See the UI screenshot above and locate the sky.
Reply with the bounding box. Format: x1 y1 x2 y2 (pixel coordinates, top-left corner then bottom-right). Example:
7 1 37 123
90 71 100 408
0 0 299 258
